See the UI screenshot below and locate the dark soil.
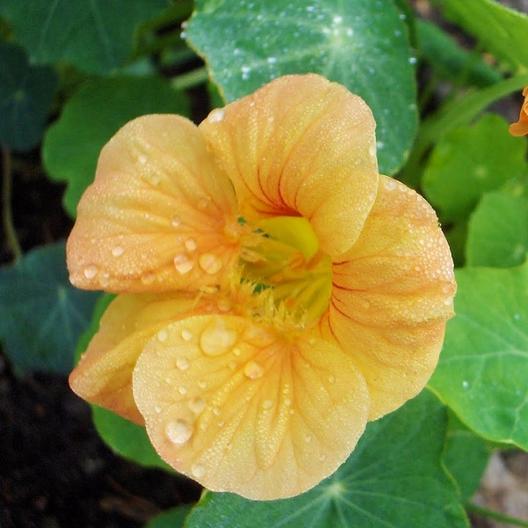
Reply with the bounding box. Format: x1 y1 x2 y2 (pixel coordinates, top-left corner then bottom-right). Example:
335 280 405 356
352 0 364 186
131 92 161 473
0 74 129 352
0 354 200 528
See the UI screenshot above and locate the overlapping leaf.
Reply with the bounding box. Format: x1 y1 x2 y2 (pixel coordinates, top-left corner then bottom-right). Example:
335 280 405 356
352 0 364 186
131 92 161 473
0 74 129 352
0 242 98 373
0 0 167 74
431 264 528 450
422 114 526 223
0 42 57 151
186 0 418 175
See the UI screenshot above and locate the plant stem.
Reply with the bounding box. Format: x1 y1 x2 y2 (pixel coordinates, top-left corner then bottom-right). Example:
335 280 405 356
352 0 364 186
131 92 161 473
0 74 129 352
467 502 528 527
2 144 22 261
171 66 209 91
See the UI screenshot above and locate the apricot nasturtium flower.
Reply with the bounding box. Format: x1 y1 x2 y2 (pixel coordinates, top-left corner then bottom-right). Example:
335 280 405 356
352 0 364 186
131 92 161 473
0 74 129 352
509 87 528 137
68 75 456 500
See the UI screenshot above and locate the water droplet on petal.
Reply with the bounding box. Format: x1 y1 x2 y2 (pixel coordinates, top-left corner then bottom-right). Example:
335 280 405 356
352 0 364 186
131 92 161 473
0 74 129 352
154 405 161 414
178 386 188 395
198 380 207 389
384 179 397 191
174 254 193 275
244 361 264 380
141 272 156 285
83 265 98 279
185 239 197 252
328 375 336 384
176 357 189 370
188 397 205 414
111 246 124 257
262 399 273 409
233 347 241 357
138 154 147 165
208 108 225 123
304 433 312 443
199 253 222 274
181 328 193 341
171 216 181 228
191 463 205 478
200 319 238 356
165 419 192 445
157 329 168 342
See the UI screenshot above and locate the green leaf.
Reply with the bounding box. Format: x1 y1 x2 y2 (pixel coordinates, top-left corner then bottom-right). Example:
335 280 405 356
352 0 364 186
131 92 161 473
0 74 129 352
430 263 528 450
92 406 171 471
434 0 528 71
467 191 528 267
0 0 167 74
186 391 468 528
75 294 171 471
443 412 492 501
0 42 57 151
43 77 189 217
186 0 418 175
0 242 98 374
422 114 526 223
416 19 501 87
401 73 528 188
146 505 192 528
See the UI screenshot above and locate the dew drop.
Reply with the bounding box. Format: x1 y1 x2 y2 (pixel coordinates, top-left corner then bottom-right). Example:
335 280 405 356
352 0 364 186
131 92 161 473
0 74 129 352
138 154 147 165
178 386 188 395
262 399 273 410
157 329 168 342
141 272 156 285
233 347 241 357
200 319 238 356
188 397 205 414
198 380 207 389
384 179 397 191
154 405 161 414
209 108 225 123
83 265 98 279
304 433 312 443
181 328 193 341
328 375 336 384
176 357 189 370
191 463 206 478
171 216 181 228
199 253 223 274
185 239 197 252
165 419 192 445
244 360 264 380
111 246 124 257
174 254 193 275
462 380 469 390
409 56 417 65
333 15 343 23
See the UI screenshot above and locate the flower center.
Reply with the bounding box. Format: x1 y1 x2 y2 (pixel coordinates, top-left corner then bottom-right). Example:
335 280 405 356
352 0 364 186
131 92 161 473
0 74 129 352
240 216 332 326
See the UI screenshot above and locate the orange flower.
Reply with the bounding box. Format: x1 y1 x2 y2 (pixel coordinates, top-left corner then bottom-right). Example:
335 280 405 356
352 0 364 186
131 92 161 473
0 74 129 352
510 87 528 137
68 75 456 500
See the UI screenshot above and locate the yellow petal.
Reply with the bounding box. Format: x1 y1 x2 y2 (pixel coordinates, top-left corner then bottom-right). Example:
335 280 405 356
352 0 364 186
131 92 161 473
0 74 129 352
67 115 242 293
199 74 379 258
133 315 369 499
321 176 456 420
70 293 204 423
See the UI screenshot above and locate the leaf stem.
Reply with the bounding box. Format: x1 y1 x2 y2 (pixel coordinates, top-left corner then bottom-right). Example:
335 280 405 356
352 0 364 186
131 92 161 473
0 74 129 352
171 66 209 91
467 502 528 527
2 143 22 261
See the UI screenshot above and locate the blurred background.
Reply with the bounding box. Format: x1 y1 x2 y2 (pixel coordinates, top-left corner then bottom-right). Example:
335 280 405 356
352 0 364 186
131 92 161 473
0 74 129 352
1 0 528 527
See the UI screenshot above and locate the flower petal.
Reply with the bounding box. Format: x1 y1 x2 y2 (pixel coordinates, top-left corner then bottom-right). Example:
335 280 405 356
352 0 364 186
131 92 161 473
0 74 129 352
133 315 369 499
67 115 241 293
199 74 379 258
70 293 204 423
321 176 456 420
509 86 528 137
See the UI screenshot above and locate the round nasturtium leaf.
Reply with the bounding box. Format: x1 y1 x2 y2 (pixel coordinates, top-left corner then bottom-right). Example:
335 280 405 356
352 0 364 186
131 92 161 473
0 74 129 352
185 391 468 528
43 76 189 217
186 0 418 175
0 42 57 151
0 0 168 74
431 263 528 450
422 113 527 223
0 242 98 374
466 191 528 268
